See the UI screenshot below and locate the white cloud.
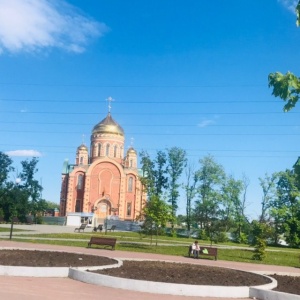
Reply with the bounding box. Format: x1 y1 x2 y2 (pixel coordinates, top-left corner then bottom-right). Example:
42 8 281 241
0 0 107 54
278 0 298 13
197 116 218 128
5 150 42 157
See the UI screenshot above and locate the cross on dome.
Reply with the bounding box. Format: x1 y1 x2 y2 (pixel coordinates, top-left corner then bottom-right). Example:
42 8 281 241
130 137 134 147
106 96 114 113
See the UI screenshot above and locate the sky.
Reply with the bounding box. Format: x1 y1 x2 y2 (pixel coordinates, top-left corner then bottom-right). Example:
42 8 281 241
1 0 300 220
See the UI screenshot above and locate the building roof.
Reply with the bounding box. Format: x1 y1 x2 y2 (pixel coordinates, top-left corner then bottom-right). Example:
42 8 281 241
77 144 88 151
92 113 124 136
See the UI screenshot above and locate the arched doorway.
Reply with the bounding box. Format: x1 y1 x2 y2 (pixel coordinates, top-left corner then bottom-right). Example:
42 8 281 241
95 198 111 219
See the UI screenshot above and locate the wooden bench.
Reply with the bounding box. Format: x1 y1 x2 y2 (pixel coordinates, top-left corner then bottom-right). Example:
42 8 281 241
106 225 116 232
26 216 34 225
12 217 20 224
87 236 117 250
74 223 87 232
188 245 218 260
93 224 103 232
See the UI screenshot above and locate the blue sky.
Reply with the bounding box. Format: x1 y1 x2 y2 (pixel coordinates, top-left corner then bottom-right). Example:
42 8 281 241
1 0 300 219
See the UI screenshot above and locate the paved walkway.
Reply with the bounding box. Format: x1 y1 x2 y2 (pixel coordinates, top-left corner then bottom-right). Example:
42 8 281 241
0 224 299 300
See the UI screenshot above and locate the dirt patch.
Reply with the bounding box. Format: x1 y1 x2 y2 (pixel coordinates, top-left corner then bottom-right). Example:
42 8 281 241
90 260 271 286
0 250 299 295
272 274 300 295
0 249 117 267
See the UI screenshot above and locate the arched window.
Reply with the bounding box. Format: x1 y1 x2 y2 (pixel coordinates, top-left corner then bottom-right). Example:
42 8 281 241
106 144 110 156
77 174 83 190
128 177 133 192
130 159 133 167
98 143 102 156
114 145 117 157
80 157 83 164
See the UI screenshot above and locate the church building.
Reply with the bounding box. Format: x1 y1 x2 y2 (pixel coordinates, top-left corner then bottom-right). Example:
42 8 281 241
59 100 146 223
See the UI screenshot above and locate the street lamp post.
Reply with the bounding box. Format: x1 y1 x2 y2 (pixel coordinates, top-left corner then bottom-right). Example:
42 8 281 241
9 178 21 240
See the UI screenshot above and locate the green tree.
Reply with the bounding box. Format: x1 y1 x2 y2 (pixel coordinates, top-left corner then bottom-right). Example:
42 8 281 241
139 150 168 199
250 220 272 261
166 147 187 228
258 173 277 223
268 2 300 111
139 150 156 197
141 195 174 245
0 152 45 223
231 174 251 243
20 158 45 221
45 201 60 210
183 163 198 231
220 175 243 232
0 152 14 186
153 150 168 196
270 170 300 246
193 155 225 233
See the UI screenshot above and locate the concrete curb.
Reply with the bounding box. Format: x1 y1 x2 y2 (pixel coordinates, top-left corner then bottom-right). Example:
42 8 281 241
0 261 123 277
68 260 277 298
250 288 300 300
0 265 70 277
0 246 299 299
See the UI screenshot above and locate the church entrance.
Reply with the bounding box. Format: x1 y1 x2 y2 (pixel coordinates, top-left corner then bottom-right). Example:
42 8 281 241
95 198 111 219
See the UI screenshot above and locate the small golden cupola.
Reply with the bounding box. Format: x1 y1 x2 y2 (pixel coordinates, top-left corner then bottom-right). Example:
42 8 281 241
125 147 137 169
76 144 88 165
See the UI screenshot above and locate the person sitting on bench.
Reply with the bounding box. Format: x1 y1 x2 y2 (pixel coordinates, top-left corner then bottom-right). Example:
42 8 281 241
191 240 201 258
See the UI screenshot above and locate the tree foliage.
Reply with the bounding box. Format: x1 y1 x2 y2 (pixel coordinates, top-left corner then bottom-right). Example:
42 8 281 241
183 163 198 231
140 195 174 245
258 173 276 222
268 72 300 111
270 170 300 246
193 155 225 232
268 2 300 111
167 147 187 227
0 152 44 223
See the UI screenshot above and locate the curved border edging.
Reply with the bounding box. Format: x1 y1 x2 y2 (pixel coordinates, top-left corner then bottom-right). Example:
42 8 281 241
250 288 300 300
0 259 122 278
0 265 70 277
68 268 276 298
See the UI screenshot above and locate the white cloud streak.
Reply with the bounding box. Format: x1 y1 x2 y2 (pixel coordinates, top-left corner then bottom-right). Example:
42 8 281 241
5 150 42 157
0 0 107 54
197 116 218 128
198 119 215 128
278 0 298 13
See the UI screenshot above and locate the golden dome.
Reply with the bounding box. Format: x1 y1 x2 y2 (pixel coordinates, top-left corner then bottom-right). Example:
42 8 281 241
127 147 137 154
92 113 124 136
77 144 88 151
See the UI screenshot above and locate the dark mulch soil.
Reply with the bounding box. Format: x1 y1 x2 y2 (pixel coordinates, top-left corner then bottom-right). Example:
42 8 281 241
0 250 117 267
272 274 300 295
91 260 271 286
0 250 299 295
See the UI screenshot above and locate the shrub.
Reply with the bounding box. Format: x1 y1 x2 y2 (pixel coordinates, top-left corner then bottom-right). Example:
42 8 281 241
252 238 266 261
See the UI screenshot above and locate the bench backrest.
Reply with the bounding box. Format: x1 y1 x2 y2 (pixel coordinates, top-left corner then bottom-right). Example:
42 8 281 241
203 247 217 255
90 237 116 244
189 245 217 255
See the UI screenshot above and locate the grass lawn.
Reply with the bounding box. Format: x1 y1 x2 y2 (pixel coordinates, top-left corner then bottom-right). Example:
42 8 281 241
3 230 299 267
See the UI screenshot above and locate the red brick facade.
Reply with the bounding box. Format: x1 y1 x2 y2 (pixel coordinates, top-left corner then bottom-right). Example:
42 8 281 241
60 112 146 221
